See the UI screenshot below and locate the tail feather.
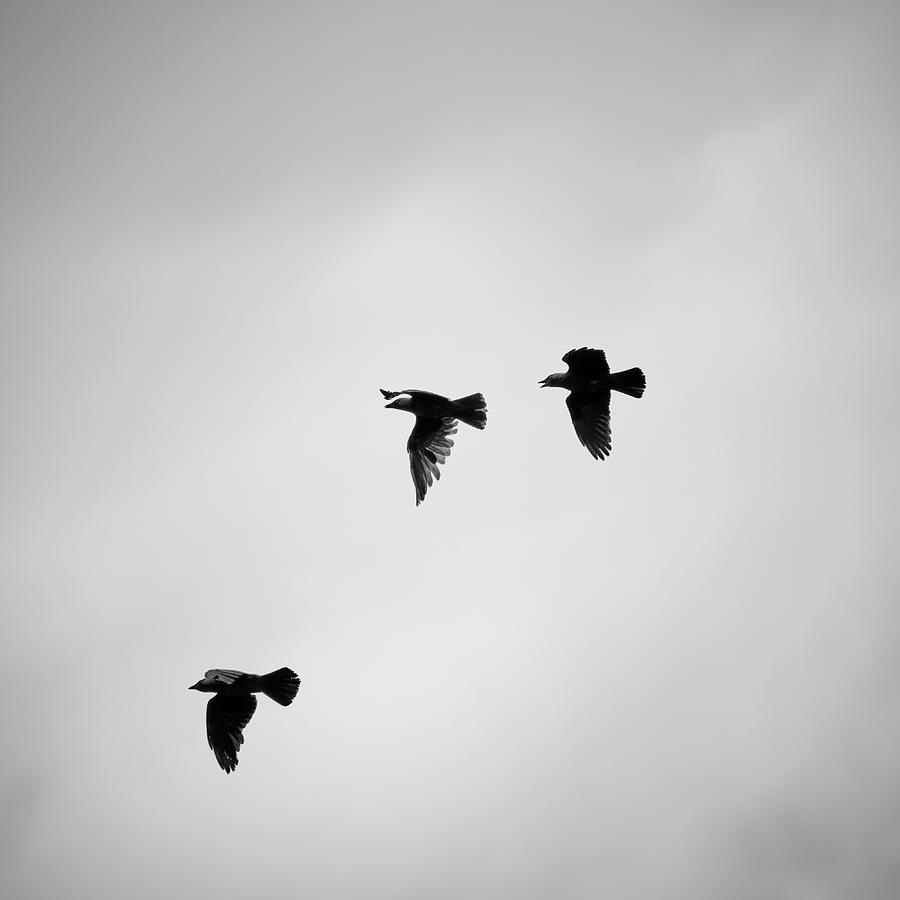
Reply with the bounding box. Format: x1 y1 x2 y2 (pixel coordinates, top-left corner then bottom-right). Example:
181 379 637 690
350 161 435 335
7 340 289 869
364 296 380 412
261 667 301 706
452 393 488 429
610 368 645 399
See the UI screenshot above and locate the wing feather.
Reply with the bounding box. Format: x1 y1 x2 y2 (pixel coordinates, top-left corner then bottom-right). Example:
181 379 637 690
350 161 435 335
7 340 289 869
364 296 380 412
563 347 610 376
407 416 458 505
566 391 612 460
206 694 258 773
204 669 245 685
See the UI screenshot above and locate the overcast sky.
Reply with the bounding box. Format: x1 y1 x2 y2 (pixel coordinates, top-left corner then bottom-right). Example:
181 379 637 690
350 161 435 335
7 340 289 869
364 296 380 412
2 2 899 898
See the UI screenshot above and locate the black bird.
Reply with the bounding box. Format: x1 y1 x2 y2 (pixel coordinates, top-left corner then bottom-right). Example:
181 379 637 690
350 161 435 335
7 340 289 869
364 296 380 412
540 347 645 459
188 667 300 773
381 388 487 505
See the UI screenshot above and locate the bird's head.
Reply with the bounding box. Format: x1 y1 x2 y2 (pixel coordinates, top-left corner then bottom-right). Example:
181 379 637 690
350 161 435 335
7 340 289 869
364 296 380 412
539 373 566 389
385 396 413 411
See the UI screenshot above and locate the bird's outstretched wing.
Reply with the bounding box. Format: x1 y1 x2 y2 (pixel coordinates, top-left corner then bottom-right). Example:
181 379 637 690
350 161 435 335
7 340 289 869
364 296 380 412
567 391 612 460
381 388 445 403
206 694 258 773
204 669 246 686
407 416 458 505
563 347 609 376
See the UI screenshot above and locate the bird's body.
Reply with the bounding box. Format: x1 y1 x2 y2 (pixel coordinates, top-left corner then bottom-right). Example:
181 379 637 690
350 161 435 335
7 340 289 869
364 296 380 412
381 388 487 505
540 347 645 460
189 667 300 773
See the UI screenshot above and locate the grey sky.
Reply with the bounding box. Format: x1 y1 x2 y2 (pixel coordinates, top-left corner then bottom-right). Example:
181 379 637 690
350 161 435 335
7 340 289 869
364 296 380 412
2 2 898 898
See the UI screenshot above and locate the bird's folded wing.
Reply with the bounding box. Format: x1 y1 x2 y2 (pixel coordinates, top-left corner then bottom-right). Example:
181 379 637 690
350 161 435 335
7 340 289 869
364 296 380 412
563 347 609 376
204 669 245 685
567 392 612 460
407 416 458 505
206 694 258 773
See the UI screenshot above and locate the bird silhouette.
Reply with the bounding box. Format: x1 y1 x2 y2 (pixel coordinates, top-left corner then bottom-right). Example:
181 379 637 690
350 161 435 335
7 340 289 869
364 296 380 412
188 667 300 772
540 348 645 459
381 388 487 505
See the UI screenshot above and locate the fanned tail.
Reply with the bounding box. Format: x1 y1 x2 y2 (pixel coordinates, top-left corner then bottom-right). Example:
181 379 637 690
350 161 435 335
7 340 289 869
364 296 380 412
261 667 301 706
452 393 488 429
610 368 645 399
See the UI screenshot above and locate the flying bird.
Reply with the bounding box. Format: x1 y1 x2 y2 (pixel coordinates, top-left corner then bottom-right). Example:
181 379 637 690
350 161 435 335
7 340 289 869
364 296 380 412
540 347 645 459
381 388 487 505
188 667 300 773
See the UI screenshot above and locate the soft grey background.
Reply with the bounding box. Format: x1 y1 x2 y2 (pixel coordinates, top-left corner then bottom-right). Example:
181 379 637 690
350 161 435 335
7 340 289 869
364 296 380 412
2 2 898 898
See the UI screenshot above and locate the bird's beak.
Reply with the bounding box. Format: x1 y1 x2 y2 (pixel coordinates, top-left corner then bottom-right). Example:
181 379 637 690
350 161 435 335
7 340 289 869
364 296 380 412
539 377 550 388
384 399 399 409
188 683 199 690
